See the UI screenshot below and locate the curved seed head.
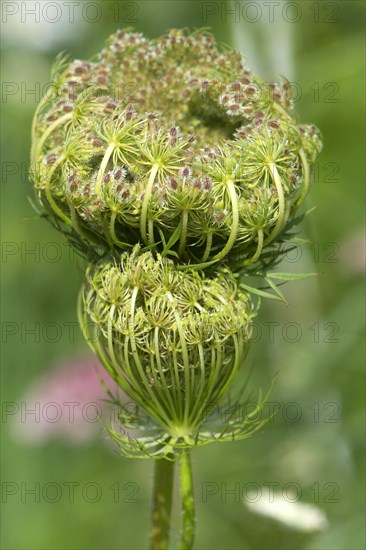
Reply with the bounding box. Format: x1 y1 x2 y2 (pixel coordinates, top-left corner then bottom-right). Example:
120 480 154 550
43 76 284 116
30 29 322 269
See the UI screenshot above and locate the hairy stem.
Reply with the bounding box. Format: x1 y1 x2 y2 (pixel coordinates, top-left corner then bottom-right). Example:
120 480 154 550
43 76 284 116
179 451 195 550
95 141 115 194
141 163 160 244
31 86 57 161
265 162 286 245
150 459 175 550
201 231 213 262
212 179 239 261
178 209 189 257
44 155 72 226
33 112 73 163
167 291 191 427
129 287 172 428
249 228 264 264
297 147 310 207
109 210 118 244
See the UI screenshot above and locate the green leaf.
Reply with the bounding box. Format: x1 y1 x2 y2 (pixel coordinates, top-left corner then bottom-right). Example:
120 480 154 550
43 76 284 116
287 237 310 244
165 249 179 258
22 214 42 222
27 196 42 215
265 276 288 304
176 259 219 271
239 282 284 301
304 205 317 217
141 242 160 252
160 223 182 257
266 271 320 281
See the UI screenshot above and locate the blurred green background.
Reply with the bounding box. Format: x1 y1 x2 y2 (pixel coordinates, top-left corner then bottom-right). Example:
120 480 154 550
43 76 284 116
1 1 365 548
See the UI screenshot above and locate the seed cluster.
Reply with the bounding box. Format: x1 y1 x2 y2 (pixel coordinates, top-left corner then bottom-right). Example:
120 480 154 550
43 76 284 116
31 29 321 267
80 246 254 436
31 29 321 456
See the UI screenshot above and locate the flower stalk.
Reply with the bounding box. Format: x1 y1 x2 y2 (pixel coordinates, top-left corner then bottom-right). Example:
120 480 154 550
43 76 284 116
150 459 175 550
179 451 195 550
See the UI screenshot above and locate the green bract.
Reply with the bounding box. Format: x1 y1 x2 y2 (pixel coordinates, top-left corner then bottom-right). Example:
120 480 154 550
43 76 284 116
78 246 260 457
30 29 322 267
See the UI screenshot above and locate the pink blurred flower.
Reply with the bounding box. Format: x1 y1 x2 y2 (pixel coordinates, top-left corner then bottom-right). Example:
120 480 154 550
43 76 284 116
9 354 127 445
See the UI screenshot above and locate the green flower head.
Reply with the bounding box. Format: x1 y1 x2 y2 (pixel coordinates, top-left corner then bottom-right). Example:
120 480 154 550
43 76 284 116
30 29 322 269
79 246 257 458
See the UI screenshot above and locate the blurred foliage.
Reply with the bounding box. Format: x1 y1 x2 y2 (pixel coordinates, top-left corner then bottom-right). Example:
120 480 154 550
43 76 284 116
1 1 365 549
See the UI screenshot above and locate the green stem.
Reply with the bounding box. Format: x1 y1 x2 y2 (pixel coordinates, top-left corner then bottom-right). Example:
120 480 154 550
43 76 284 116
109 210 118 244
141 163 160 244
44 155 72 226
31 85 57 161
179 451 195 550
187 343 206 426
129 287 173 429
150 459 175 550
296 147 310 207
212 179 239 261
154 326 179 424
95 141 115 194
264 162 286 245
246 228 264 265
148 218 156 245
178 209 189 257
207 335 242 407
201 231 213 262
167 291 191 427
33 112 73 163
